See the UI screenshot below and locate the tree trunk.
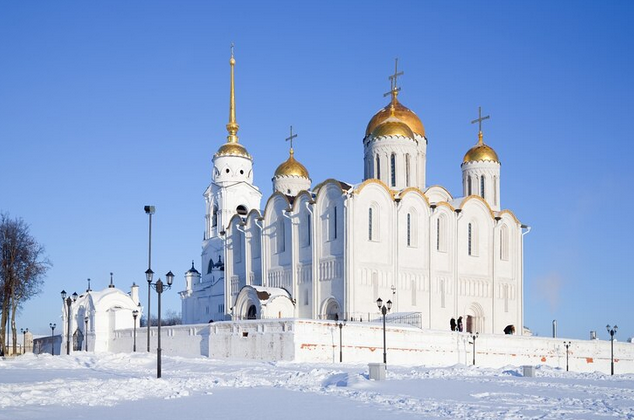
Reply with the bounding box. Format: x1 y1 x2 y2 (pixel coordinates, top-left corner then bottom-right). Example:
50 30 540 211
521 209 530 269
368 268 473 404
11 301 18 355
0 294 9 356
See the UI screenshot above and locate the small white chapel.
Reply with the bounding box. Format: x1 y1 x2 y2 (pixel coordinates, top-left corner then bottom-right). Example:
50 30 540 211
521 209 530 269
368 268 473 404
179 51 529 336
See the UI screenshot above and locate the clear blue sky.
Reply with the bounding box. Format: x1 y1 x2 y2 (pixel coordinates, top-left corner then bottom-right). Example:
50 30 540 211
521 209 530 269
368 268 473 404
1 1 632 340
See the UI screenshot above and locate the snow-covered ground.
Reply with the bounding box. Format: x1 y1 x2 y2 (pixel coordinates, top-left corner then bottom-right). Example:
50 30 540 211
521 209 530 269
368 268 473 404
1 352 633 419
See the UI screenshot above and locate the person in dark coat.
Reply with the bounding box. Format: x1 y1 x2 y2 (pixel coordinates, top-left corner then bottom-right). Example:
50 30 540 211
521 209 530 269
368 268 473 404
450 318 456 331
457 316 463 332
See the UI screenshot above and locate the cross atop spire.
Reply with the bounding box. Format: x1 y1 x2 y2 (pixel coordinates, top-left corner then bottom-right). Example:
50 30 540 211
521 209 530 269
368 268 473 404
109 272 115 288
384 58 404 99
86 278 91 293
471 106 490 144
285 125 298 152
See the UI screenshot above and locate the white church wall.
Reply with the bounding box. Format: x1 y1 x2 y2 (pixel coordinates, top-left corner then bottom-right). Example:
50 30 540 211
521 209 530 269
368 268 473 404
245 213 262 286
228 217 246 293
110 320 634 374
263 195 292 290
396 191 431 315
350 181 395 318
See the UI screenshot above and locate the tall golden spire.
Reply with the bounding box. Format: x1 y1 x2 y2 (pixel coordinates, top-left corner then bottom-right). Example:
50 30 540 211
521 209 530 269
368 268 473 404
226 43 239 143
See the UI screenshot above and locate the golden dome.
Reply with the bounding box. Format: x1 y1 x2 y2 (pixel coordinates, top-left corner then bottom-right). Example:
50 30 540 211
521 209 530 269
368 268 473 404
215 142 251 158
371 120 415 138
463 133 499 163
274 149 309 178
366 97 425 137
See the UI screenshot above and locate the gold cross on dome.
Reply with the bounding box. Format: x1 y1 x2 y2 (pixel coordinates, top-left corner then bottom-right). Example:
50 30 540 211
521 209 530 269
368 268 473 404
384 58 404 97
471 106 490 133
285 125 298 150
230 42 234 57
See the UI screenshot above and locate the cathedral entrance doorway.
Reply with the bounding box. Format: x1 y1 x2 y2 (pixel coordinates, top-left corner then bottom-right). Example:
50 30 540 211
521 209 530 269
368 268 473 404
465 302 484 334
466 316 474 333
322 298 340 320
247 304 257 319
73 329 84 351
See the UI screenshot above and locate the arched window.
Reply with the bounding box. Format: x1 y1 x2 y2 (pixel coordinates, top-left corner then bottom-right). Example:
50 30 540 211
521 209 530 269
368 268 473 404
436 218 440 251
376 155 381 180
436 215 447 252
303 213 311 247
468 223 473 256
234 230 242 263
405 154 411 187
390 153 396 187
207 258 214 274
468 221 479 256
212 205 218 227
407 209 418 247
276 218 285 254
252 225 261 259
480 175 485 199
236 205 248 216
368 204 380 241
467 176 472 196
332 206 337 240
500 224 509 261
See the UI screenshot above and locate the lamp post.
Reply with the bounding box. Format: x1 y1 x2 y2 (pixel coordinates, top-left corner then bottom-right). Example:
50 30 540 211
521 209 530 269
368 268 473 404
606 324 618 375
144 205 155 353
149 271 174 378
49 323 56 355
84 316 89 351
61 290 78 355
20 328 28 355
338 321 346 363
376 297 392 365
563 341 571 372
469 332 479 366
132 309 139 352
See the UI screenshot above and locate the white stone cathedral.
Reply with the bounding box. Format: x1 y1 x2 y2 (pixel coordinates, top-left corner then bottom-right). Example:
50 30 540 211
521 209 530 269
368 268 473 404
180 52 529 335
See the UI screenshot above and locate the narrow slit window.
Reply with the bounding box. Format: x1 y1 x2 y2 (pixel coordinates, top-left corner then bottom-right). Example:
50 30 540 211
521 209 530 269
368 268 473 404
480 175 485 199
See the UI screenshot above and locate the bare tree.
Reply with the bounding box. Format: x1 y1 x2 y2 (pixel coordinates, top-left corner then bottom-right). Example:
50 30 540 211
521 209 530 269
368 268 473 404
0 214 50 355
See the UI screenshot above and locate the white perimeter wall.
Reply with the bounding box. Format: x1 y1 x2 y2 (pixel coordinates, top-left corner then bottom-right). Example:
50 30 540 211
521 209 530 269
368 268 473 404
109 320 634 374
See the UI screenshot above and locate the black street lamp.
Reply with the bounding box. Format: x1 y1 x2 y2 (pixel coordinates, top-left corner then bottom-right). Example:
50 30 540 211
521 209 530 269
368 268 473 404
49 323 56 355
84 316 89 351
145 268 154 351
606 324 618 376
564 341 571 372
61 290 78 355
469 332 479 366
132 309 139 352
338 321 346 363
376 297 392 365
149 271 174 378
20 328 28 355
144 205 155 353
